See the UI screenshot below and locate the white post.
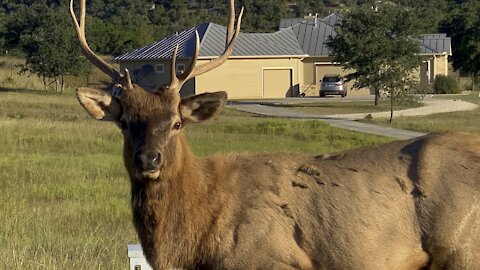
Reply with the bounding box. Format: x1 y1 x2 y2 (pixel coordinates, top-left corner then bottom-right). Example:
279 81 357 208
128 244 153 270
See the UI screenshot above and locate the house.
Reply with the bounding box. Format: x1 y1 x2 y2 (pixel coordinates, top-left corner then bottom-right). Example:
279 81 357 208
115 13 452 99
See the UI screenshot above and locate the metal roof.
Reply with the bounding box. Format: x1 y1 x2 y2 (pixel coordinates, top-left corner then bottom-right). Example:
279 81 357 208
115 23 305 61
201 23 305 57
115 24 207 61
420 34 452 55
283 13 451 57
321 13 343 27
279 13 343 30
116 14 452 62
291 20 336 56
279 18 316 30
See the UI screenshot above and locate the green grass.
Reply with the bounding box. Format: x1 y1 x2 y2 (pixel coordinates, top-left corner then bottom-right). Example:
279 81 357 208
364 92 480 134
0 91 391 269
265 99 422 115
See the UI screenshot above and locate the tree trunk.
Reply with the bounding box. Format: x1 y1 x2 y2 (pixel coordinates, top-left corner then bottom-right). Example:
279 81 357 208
55 78 59 93
60 75 65 93
389 88 394 123
42 76 47 91
473 72 477 92
375 88 380 106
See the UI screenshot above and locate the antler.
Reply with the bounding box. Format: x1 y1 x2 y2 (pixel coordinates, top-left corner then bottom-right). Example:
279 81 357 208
169 0 243 91
69 0 129 86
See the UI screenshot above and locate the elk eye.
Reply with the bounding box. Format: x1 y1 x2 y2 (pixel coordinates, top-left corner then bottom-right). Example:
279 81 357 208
173 122 182 130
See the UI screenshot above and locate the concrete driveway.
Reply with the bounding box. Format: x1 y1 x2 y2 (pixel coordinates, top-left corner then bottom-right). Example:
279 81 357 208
227 95 478 140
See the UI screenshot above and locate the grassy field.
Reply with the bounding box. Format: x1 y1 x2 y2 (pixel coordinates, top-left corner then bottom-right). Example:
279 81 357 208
0 90 392 269
265 99 422 115
0 56 114 93
365 92 480 134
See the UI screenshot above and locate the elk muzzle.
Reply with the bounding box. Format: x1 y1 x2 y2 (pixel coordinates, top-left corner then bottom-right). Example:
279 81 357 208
134 149 163 180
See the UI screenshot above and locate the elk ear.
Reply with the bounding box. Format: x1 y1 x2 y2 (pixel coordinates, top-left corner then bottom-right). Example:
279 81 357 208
76 87 122 122
180 91 227 123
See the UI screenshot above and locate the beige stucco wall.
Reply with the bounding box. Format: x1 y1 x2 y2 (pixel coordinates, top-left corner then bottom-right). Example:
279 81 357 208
119 53 450 99
195 57 303 99
416 55 449 84
433 55 449 78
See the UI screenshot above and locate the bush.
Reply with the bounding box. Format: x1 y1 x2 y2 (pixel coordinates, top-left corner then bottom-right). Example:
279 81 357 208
415 83 433 95
433 75 461 94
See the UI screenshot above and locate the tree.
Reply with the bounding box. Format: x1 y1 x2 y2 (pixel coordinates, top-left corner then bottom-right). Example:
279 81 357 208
326 2 422 122
240 0 290 33
441 0 480 91
0 8 6 55
4 3 90 91
395 0 448 33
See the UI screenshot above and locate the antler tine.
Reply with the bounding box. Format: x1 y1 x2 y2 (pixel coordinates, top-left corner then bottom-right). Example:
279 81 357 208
170 44 180 86
176 31 201 83
227 0 236 43
173 0 243 90
69 0 122 81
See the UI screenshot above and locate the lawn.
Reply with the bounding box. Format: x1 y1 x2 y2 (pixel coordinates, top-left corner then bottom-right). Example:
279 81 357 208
0 56 114 93
0 90 391 269
364 92 480 134
264 99 423 116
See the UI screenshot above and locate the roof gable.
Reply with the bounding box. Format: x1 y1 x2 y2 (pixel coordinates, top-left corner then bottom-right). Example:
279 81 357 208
115 23 209 61
420 34 452 55
116 23 305 61
321 13 343 27
291 20 336 56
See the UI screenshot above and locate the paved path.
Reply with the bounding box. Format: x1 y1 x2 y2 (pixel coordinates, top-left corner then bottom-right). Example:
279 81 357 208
325 99 478 120
227 97 478 140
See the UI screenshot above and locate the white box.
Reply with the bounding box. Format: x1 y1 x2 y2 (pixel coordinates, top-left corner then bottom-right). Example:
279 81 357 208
128 244 153 270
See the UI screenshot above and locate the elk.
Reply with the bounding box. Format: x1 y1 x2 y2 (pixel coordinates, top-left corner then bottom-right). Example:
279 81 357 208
70 0 480 269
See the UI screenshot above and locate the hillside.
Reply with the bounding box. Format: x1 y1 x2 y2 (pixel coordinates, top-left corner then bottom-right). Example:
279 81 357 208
0 0 448 56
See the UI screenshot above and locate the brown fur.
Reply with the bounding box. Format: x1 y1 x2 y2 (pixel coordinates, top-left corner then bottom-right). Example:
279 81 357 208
77 86 480 270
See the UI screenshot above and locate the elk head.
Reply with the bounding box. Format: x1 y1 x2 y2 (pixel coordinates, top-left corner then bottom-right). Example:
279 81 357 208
70 0 243 181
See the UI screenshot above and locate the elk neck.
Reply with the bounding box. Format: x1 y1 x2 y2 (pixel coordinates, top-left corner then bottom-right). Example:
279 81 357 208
129 131 221 267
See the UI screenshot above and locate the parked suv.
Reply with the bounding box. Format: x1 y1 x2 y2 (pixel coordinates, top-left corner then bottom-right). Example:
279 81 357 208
320 74 347 97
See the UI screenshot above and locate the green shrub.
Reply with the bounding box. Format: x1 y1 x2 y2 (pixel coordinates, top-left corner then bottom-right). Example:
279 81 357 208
433 75 461 94
415 83 433 95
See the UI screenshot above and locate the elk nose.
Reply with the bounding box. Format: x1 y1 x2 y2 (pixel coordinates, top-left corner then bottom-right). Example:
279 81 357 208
135 150 162 171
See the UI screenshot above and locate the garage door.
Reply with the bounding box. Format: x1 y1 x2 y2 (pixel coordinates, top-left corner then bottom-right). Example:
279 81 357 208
263 69 292 98
315 64 372 95
315 64 345 85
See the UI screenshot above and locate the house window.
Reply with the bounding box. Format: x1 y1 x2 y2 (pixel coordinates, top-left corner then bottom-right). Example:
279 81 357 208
176 64 186 75
155 64 164 73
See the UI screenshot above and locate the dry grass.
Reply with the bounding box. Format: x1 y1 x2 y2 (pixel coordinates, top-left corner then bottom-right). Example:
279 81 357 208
0 56 116 94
